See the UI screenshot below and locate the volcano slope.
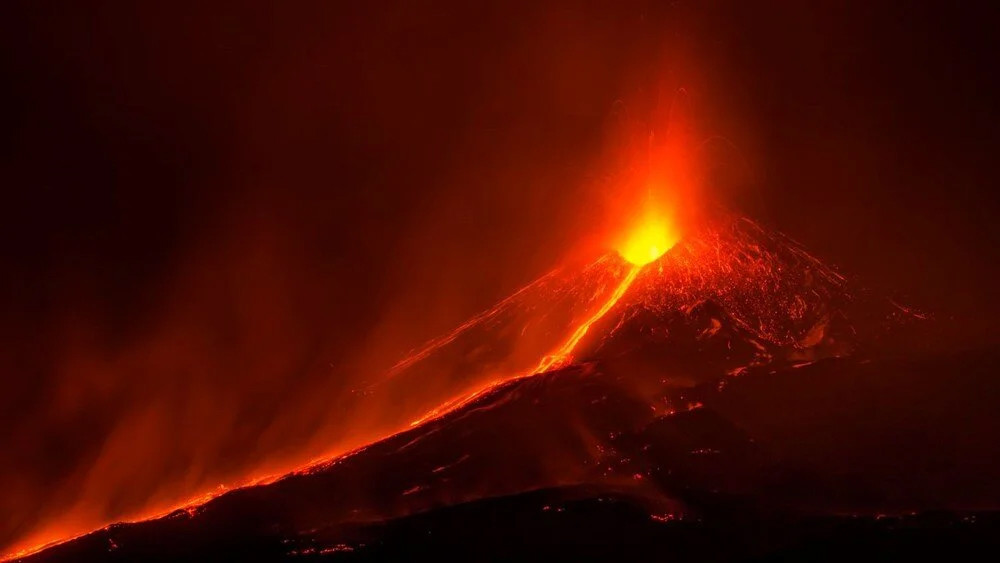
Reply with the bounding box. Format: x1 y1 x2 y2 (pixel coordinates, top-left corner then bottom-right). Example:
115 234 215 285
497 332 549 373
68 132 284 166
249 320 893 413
16 216 1000 562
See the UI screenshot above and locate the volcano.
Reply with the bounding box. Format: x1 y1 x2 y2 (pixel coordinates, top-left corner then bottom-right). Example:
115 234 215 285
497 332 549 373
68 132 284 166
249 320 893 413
10 213 1000 562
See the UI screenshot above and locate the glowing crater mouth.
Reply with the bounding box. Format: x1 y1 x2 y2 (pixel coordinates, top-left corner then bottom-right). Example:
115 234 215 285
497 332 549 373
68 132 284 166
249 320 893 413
617 208 680 265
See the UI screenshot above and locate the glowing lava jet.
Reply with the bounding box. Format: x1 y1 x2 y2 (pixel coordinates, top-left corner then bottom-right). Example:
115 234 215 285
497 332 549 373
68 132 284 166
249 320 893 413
617 201 680 266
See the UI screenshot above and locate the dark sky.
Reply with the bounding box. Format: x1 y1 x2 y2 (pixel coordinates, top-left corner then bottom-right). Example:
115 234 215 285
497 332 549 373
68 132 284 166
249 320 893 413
1 0 998 554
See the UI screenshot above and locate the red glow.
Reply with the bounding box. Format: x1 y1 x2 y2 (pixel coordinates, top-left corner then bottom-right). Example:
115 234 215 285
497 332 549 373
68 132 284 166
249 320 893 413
4 75 709 563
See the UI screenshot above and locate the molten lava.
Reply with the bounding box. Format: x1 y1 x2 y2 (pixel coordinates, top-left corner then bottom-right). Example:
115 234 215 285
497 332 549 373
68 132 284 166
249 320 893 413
534 264 642 373
617 201 680 266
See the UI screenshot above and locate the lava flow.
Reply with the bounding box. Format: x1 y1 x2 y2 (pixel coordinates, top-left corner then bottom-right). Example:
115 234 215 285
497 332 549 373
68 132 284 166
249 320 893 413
534 203 678 372
2 198 683 563
405 201 679 426
533 264 641 373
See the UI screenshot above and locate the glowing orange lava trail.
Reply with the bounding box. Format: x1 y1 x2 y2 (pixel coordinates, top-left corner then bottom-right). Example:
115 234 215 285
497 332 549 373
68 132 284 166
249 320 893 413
407 262 642 429
534 264 641 373
4 263 644 563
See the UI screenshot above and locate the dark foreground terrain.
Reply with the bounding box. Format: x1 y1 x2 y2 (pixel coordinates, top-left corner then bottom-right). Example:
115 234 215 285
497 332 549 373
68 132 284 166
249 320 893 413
20 348 1000 562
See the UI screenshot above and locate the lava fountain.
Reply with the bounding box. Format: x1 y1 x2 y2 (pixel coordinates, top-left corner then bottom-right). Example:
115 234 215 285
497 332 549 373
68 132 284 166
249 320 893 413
617 198 680 266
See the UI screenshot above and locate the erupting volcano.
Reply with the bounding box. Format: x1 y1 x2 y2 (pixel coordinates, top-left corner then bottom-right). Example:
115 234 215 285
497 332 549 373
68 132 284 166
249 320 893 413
6 5 1000 559
13 184 999 563
10 76 1000 557
7 3 1000 563
7 0 1000 563
12 75 1000 557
